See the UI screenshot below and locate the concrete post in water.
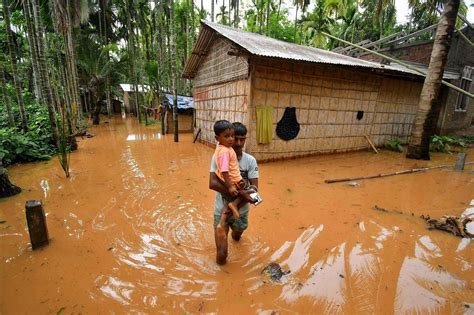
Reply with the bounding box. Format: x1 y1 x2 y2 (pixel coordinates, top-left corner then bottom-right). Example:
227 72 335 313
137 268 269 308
25 200 49 249
454 153 467 171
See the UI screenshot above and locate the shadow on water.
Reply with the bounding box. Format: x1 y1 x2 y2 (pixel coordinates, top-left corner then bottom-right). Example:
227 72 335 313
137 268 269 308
1 116 473 313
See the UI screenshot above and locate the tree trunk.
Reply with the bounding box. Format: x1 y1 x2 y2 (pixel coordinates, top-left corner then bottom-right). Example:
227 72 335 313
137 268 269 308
294 3 299 43
99 0 112 118
170 0 179 142
201 0 204 19
266 0 271 35
277 0 281 21
406 0 460 160
0 68 15 127
65 0 81 132
126 0 141 121
93 100 102 125
229 0 231 25
3 0 28 132
31 0 59 145
0 167 21 198
191 0 196 40
234 0 239 27
211 0 215 22
22 0 43 102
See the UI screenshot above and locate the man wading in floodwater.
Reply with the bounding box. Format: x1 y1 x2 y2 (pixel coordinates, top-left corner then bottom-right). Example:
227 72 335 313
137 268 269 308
209 122 259 265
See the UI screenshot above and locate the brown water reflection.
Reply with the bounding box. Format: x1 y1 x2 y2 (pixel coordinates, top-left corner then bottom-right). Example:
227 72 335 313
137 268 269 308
1 116 473 314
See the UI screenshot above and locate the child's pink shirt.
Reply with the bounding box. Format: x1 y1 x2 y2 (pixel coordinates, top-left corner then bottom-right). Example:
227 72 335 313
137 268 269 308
214 144 242 184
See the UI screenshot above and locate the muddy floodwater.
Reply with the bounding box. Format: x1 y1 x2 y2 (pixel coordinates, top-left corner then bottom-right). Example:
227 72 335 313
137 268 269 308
1 116 473 314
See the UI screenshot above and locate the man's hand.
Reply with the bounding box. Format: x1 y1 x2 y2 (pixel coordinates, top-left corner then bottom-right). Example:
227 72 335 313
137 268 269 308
228 185 238 196
240 189 256 204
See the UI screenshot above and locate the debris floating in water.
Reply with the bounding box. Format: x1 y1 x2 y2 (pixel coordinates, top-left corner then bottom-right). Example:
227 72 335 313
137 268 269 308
347 181 361 187
421 214 473 238
261 263 290 283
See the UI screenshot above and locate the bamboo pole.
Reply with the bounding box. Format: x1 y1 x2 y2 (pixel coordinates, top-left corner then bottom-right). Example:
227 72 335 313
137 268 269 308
325 161 474 183
455 26 474 48
364 135 379 153
322 32 474 100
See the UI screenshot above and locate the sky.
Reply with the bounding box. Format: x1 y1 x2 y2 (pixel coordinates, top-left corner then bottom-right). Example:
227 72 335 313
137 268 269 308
200 0 474 25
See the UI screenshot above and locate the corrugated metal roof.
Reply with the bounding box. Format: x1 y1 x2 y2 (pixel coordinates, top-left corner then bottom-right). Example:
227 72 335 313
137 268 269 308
183 20 459 80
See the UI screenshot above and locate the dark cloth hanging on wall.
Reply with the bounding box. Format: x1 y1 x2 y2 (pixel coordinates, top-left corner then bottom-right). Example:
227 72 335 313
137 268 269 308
276 107 299 141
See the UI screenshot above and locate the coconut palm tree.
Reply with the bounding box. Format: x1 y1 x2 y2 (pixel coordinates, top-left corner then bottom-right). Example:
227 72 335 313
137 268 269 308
373 0 394 38
302 0 334 47
217 4 229 25
22 0 42 102
170 0 179 142
51 0 89 132
211 0 215 21
406 0 461 160
3 0 28 132
293 0 310 43
231 0 239 26
24 0 59 144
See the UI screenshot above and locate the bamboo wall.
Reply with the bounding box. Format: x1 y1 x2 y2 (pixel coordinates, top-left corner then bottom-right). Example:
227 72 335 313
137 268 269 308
246 58 422 161
193 37 249 88
194 80 250 145
192 37 251 146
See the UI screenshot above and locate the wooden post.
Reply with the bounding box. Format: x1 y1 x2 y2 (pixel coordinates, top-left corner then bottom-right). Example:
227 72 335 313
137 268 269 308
144 106 149 126
25 200 49 249
454 152 467 171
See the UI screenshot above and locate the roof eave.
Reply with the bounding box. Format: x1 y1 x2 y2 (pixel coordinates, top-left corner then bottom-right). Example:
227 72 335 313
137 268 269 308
182 21 216 79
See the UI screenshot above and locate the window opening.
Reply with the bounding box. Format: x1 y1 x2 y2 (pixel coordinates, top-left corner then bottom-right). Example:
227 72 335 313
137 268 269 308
455 66 472 111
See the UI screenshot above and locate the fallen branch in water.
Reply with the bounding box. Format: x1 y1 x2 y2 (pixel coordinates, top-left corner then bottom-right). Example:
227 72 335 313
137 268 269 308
421 214 473 238
373 205 405 215
325 162 474 184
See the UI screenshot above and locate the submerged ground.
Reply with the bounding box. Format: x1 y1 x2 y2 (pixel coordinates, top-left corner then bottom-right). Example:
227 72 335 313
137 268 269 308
1 116 473 314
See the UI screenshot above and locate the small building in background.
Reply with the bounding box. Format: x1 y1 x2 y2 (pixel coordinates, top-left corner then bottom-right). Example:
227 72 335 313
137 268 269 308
183 21 460 162
162 93 194 134
119 84 152 115
342 26 474 134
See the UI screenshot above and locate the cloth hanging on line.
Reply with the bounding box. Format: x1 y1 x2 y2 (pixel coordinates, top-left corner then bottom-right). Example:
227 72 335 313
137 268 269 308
276 107 299 141
256 106 273 144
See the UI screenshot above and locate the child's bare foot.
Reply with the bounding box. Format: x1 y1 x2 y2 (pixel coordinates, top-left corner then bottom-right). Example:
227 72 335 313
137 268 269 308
228 201 240 219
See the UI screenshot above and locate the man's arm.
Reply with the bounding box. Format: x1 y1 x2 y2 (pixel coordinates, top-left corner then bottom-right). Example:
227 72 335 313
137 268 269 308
209 172 229 195
247 155 259 190
249 178 258 190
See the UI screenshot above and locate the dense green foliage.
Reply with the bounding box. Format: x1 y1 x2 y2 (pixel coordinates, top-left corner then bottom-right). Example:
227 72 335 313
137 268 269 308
384 138 404 153
430 135 466 153
0 91 56 166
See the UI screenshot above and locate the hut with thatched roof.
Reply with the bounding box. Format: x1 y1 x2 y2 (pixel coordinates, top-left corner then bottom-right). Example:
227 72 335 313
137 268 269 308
183 21 457 162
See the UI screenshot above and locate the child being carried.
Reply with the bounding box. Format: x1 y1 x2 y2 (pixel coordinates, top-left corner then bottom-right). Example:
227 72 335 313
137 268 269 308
212 120 259 226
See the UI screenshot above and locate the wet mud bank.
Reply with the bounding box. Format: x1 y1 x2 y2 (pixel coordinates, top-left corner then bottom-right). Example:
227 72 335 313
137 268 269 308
1 116 473 313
